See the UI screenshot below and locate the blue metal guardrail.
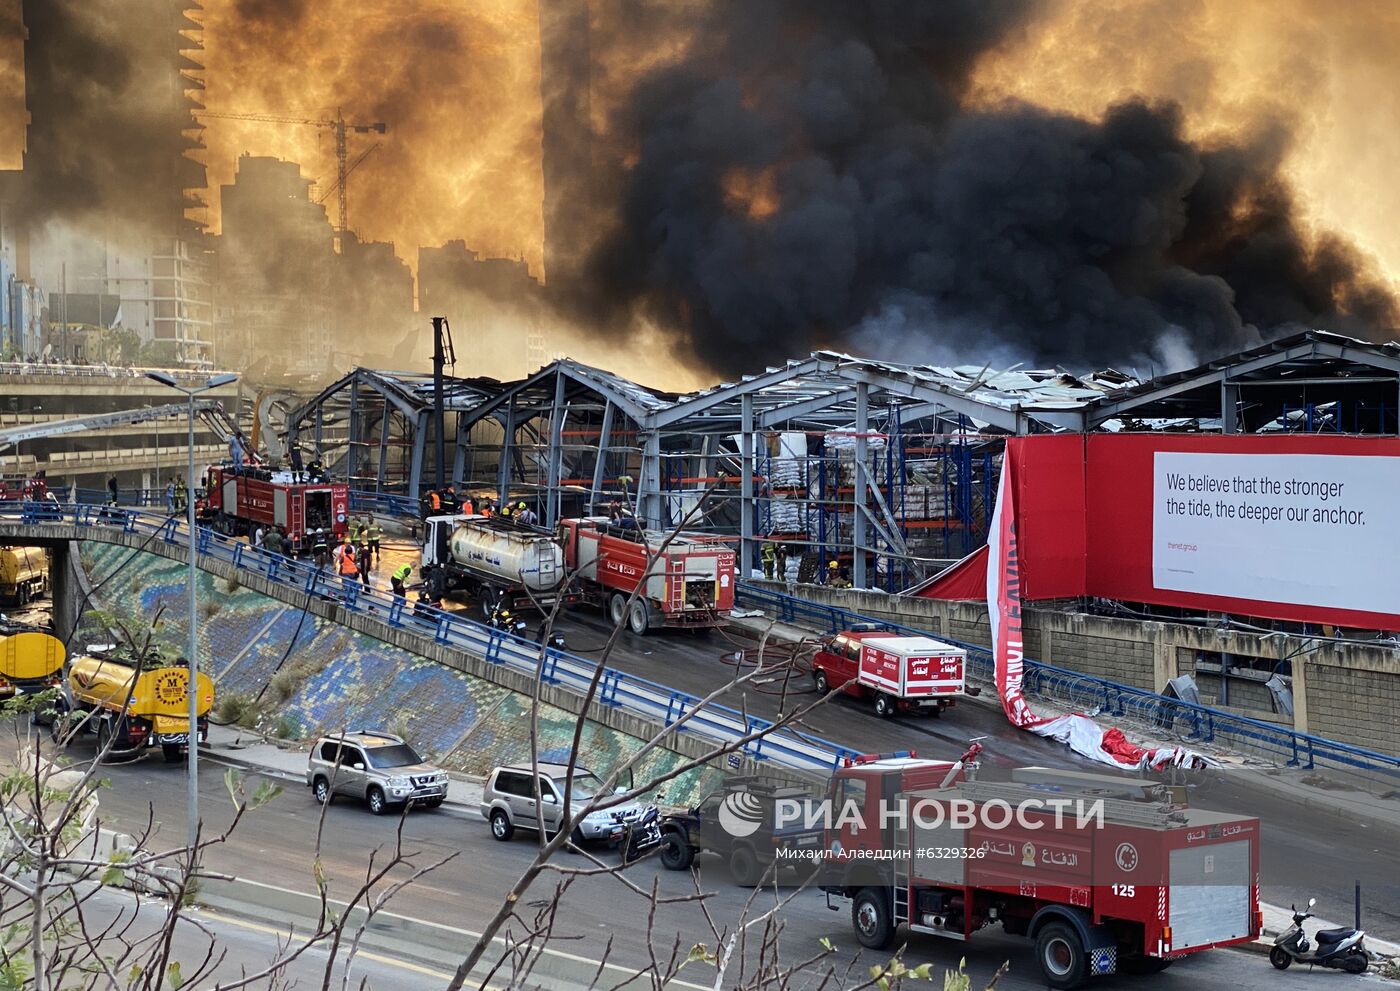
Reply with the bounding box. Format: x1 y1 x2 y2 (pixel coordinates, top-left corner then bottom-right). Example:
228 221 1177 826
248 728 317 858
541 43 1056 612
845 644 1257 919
736 582 1400 777
346 489 419 519
65 487 419 518
0 502 855 772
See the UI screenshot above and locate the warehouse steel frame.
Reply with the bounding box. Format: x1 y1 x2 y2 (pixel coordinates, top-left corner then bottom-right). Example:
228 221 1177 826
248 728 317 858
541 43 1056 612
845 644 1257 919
286 354 1101 586
283 330 1400 587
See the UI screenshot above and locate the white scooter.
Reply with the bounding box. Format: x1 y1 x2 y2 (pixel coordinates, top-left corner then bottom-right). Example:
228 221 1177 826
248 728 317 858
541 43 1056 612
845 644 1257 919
1269 898 1368 974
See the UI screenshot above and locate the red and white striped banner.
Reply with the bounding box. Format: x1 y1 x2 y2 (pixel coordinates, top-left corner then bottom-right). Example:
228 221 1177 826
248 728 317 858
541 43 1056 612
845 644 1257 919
987 453 1214 770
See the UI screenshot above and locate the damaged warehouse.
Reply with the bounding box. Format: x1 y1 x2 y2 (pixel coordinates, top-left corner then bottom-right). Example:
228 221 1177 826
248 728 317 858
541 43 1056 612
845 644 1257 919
279 328 1400 755
287 328 1400 591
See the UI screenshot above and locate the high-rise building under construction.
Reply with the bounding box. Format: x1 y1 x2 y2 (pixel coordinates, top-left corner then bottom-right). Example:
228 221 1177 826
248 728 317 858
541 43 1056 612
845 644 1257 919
18 0 212 365
538 0 592 289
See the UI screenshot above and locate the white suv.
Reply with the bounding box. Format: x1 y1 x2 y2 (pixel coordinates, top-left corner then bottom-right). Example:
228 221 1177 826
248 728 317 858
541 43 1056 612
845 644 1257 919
480 763 661 854
306 731 449 815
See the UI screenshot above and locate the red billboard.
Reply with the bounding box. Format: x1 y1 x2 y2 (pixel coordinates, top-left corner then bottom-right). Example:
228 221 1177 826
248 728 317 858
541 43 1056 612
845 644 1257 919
1006 434 1400 629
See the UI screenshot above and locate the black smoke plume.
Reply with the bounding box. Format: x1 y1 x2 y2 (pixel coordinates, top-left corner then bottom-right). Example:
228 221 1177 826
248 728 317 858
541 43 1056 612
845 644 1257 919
579 0 1398 376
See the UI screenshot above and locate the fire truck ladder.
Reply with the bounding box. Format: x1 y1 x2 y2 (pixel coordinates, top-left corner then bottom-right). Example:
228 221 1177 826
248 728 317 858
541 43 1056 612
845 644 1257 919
0 400 228 453
666 558 688 614
951 780 1188 829
891 819 912 926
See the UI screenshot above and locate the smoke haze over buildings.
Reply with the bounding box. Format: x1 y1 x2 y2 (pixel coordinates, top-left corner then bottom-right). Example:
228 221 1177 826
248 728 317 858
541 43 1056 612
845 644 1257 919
2 1 1398 383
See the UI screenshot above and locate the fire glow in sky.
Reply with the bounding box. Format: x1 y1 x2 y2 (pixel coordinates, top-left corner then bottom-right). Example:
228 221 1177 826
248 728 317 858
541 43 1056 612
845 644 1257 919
2 0 1398 384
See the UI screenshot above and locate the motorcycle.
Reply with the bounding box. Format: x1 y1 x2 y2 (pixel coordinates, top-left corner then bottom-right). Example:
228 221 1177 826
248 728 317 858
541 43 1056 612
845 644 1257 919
620 806 662 863
489 608 529 639
1270 898 1369 974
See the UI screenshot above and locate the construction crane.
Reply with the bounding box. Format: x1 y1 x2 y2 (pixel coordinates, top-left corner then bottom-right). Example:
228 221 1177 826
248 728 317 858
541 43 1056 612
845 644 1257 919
193 109 387 242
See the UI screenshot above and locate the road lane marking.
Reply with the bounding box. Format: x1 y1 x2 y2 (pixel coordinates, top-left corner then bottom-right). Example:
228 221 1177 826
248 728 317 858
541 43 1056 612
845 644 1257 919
200 911 479 983
201 908 716 990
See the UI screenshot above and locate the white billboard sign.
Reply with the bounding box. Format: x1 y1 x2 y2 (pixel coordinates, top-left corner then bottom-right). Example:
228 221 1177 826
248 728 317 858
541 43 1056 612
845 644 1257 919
1152 451 1400 615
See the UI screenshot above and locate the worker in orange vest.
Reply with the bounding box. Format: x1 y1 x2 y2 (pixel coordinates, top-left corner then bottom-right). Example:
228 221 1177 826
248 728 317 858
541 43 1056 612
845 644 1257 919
337 540 359 579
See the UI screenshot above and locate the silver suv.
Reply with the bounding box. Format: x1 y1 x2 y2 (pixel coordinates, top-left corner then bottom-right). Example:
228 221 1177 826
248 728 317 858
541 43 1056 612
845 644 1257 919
481 763 661 854
306 731 449 815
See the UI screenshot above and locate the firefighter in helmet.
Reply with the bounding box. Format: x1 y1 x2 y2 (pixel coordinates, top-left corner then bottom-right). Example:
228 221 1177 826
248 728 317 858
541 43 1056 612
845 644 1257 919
761 541 777 579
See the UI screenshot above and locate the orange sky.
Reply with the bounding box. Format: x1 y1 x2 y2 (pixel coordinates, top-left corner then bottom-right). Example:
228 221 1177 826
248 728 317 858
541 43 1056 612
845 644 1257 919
195 0 545 279
6 1 1398 289
2 0 1397 384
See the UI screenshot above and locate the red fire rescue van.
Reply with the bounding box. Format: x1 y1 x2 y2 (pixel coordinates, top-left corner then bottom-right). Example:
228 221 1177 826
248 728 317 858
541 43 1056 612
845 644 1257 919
812 631 970 717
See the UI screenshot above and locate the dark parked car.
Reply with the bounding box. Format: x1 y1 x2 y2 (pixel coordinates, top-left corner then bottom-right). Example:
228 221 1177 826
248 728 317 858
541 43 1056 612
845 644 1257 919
658 776 823 886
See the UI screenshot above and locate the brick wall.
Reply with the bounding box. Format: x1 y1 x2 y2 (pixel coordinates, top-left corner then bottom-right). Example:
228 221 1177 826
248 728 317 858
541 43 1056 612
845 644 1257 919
1304 650 1400 753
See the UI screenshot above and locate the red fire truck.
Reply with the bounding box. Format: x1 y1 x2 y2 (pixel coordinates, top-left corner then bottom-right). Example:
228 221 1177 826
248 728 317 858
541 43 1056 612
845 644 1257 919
204 466 349 552
0 471 47 502
812 631 970 718
819 751 1261 989
556 517 735 634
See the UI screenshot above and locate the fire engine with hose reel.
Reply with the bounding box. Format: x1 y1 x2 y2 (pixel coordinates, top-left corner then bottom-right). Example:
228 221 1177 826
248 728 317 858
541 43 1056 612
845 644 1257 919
819 745 1262 989
556 517 735 634
203 465 349 554
51 646 215 764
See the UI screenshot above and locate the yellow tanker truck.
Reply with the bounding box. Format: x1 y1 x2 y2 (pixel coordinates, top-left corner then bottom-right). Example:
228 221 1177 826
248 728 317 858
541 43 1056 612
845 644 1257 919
0 547 49 606
0 631 66 700
64 651 215 763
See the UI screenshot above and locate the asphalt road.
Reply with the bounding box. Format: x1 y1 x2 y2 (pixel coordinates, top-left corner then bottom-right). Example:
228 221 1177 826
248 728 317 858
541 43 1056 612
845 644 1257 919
45 884 491 988
87 757 1395 991
546 610 1400 940
535 604 1071 768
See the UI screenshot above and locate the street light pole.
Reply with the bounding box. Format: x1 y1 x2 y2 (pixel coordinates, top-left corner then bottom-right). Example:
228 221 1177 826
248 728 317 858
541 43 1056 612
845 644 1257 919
184 387 197 852
146 370 237 857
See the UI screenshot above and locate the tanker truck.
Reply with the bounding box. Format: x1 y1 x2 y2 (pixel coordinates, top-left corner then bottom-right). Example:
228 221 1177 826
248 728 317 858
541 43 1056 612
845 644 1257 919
420 515 577 618
0 631 65 701
0 547 49 606
59 649 215 763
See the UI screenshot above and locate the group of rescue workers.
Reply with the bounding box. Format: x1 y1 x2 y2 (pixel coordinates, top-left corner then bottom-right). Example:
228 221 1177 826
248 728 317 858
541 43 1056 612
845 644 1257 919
419 485 540 527
759 540 851 587
299 515 384 585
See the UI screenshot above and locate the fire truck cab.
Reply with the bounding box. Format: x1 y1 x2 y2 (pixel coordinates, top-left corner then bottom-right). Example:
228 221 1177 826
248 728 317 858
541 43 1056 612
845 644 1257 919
820 752 1261 989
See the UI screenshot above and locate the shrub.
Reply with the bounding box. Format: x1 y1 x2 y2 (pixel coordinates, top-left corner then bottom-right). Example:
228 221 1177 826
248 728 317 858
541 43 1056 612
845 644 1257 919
268 670 299 703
